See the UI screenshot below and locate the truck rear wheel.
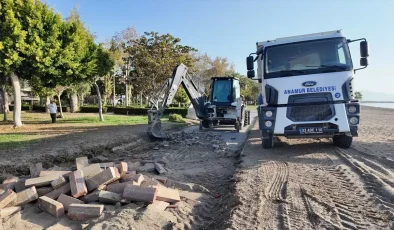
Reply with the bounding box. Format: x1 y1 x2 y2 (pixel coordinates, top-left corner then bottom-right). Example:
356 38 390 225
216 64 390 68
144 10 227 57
202 120 212 128
333 135 352 148
262 136 274 149
244 110 250 126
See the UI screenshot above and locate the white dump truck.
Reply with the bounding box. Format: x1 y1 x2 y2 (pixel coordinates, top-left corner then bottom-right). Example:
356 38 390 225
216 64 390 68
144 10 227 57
246 30 369 148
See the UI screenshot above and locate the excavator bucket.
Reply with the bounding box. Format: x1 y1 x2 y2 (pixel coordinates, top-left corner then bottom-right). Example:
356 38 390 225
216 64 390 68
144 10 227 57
147 109 169 139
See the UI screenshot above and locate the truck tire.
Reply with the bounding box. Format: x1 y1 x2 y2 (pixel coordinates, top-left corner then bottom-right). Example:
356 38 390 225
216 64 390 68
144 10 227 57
202 120 212 128
333 135 352 148
235 121 240 132
262 136 274 149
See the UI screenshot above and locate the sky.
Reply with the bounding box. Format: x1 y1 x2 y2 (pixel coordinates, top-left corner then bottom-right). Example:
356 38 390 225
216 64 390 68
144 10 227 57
46 0 394 94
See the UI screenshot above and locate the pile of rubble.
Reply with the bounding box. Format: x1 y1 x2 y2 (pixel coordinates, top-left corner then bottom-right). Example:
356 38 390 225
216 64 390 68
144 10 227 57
0 157 180 220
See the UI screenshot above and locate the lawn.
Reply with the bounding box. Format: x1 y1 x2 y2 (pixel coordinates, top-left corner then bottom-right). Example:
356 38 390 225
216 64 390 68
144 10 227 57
0 112 173 150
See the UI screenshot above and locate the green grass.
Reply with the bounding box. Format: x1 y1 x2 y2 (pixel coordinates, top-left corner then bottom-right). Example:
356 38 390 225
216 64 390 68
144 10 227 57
246 105 258 110
0 133 47 149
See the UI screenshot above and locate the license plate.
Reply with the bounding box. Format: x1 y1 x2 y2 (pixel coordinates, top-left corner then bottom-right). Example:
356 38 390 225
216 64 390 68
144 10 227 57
299 127 323 134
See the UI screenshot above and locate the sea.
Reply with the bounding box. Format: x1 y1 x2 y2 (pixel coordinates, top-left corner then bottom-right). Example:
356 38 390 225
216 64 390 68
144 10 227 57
361 103 394 109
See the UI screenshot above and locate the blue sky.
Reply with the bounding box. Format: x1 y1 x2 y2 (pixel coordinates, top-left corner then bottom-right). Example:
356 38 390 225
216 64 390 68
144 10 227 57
47 0 394 94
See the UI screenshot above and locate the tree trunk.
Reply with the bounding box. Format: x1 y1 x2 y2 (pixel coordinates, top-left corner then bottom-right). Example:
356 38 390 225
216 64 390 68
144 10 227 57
94 81 104 121
140 92 143 107
45 96 50 113
57 94 64 118
70 92 79 113
1 85 10 122
10 73 22 127
125 84 129 107
113 76 116 106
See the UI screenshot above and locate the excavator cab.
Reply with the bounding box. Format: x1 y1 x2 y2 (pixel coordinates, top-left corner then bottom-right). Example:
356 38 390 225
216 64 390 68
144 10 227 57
210 77 240 106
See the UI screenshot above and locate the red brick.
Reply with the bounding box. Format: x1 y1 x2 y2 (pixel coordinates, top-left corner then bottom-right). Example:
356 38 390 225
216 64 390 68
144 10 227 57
30 163 43 178
51 176 67 189
0 206 21 218
37 187 54 197
0 189 17 209
120 173 144 185
69 170 87 198
156 187 181 203
8 186 38 206
98 190 122 204
38 196 65 217
85 167 120 192
116 162 128 176
122 184 157 203
68 204 104 220
57 194 84 211
80 164 102 178
76 156 89 170
45 183 71 200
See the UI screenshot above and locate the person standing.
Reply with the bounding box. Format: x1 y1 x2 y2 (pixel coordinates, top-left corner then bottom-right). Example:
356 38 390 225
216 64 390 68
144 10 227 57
47 100 58 123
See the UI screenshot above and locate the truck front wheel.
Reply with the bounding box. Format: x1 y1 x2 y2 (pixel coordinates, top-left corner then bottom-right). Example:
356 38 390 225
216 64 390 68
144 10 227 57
333 135 353 148
262 136 274 149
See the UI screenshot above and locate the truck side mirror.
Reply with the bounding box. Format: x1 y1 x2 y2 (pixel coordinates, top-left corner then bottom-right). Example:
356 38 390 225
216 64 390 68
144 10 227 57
360 57 368 67
247 70 255 79
360 41 369 58
246 56 254 70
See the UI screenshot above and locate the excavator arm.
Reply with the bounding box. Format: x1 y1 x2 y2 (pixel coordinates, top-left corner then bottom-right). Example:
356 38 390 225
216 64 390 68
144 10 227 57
147 64 205 139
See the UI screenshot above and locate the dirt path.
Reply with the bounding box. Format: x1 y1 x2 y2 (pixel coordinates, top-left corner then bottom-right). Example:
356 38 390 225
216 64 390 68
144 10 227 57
230 106 394 229
1 120 254 229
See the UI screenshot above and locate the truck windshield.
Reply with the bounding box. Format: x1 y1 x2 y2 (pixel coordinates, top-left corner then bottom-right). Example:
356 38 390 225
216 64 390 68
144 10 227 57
264 38 352 79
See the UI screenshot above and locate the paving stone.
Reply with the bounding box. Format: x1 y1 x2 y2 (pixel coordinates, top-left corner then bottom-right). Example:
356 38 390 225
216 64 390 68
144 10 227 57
57 194 84 211
80 164 102 178
116 162 128 176
79 190 100 203
120 173 144 185
98 191 122 204
8 186 38 206
38 196 65 217
76 157 89 170
25 174 64 187
51 176 67 189
148 200 170 211
69 170 87 198
0 189 17 209
0 207 21 218
85 167 120 192
156 186 181 203
137 163 155 173
39 171 71 177
37 187 54 197
45 183 71 200
122 184 157 203
154 163 167 174
30 163 43 178
68 204 104 221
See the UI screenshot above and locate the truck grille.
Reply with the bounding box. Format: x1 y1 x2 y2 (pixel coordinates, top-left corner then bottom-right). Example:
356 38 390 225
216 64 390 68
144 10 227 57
287 93 335 122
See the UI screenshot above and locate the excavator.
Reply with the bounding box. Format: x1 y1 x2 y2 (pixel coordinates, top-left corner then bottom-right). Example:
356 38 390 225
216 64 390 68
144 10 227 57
147 63 250 139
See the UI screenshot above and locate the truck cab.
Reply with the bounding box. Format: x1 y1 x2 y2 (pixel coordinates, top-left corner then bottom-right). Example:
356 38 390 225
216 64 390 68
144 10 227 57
246 30 369 148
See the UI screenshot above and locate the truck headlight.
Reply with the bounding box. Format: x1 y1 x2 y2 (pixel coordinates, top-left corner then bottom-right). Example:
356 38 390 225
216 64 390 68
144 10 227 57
349 117 358 125
348 106 357 113
265 121 272 127
265 111 273 117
